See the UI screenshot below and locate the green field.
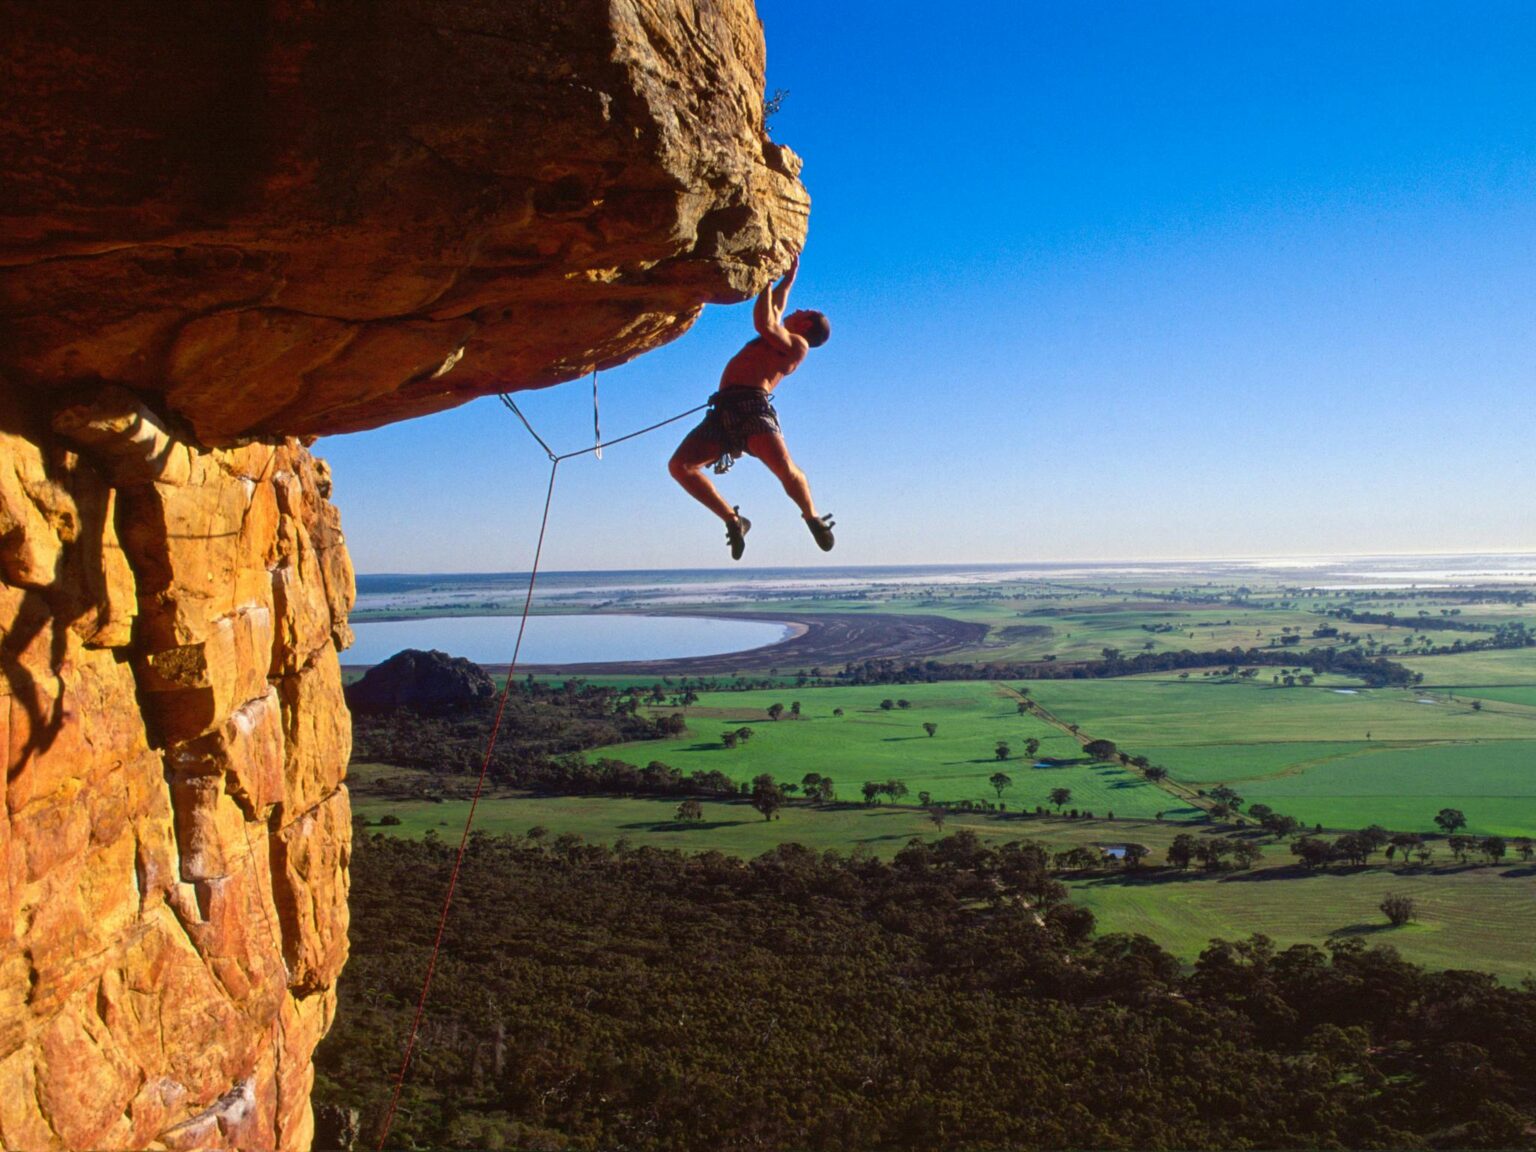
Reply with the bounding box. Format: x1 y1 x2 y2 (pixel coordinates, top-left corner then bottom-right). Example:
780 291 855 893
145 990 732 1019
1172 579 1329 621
1404 647 1536 686
1070 858 1536 982
1022 676 1536 836
592 681 1201 819
581 673 1536 837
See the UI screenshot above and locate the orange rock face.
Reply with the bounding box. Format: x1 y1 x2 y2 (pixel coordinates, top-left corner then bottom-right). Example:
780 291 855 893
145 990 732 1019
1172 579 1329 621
0 0 810 443
1 1 802 1144
0 386 353 1148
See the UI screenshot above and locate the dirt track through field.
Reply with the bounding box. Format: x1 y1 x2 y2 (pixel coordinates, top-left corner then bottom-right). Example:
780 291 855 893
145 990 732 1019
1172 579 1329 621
507 612 990 676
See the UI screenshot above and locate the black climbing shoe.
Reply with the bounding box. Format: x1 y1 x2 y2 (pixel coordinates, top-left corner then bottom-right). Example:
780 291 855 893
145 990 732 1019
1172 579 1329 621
725 508 751 560
805 513 835 552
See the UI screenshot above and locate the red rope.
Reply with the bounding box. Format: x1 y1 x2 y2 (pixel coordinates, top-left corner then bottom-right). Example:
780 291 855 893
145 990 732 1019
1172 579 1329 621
373 390 715 1145
375 459 561 1147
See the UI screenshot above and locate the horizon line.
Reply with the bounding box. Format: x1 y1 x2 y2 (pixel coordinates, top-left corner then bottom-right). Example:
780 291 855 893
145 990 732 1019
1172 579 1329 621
354 547 1536 580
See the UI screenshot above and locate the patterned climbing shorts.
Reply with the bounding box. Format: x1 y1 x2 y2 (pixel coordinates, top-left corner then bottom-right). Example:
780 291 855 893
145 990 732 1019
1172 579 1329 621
677 389 782 473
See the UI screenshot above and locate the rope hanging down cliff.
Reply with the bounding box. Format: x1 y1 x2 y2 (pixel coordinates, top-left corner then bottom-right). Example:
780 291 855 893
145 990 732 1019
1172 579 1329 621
375 382 709 1147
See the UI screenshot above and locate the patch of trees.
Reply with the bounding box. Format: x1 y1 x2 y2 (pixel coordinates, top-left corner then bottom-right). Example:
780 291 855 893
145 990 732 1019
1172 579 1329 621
1287 826 1520 869
1166 832 1264 871
835 644 1423 688
351 688 757 801
524 756 741 798
320 831 1536 1149
860 779 909 805
350 680 678 779
1328 607 1496 633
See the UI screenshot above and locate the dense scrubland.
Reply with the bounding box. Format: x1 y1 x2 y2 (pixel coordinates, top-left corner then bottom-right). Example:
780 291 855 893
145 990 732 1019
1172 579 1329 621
320 830 1536 1149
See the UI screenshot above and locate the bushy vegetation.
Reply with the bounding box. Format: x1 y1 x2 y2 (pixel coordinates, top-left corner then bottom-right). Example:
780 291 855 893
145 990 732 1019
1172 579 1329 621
835 644 1426 687
351 679 687 788
320 831 1536 1149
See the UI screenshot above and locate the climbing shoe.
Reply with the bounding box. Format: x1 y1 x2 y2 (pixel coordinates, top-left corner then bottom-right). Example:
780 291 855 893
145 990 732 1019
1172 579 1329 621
725 508 751 560
805 513 835 552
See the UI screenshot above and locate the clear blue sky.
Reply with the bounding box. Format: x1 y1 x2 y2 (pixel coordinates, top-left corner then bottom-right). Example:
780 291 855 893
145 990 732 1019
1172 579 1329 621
321 0 1536 574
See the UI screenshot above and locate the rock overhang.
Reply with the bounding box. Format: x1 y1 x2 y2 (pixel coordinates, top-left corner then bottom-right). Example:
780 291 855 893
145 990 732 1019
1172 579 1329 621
0 0 810 442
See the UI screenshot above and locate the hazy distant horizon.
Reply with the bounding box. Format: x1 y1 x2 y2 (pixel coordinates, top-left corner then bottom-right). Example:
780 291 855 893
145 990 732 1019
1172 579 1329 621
356 549 1536 580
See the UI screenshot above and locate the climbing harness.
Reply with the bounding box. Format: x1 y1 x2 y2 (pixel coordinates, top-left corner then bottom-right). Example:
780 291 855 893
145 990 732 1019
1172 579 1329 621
375 386 708 1147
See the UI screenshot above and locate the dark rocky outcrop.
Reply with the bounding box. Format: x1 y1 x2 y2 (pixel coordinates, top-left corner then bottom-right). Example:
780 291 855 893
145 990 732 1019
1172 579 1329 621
345 649 497 712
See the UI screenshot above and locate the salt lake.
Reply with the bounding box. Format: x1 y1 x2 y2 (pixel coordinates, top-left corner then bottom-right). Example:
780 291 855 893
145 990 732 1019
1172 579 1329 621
345 613 795 667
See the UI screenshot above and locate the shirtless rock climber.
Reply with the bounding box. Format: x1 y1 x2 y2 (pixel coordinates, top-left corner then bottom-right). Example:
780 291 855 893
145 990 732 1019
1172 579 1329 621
668 254 833 560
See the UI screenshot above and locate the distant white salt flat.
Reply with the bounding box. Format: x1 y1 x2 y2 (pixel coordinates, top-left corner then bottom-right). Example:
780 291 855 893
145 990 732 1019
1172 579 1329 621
353 552 1536 614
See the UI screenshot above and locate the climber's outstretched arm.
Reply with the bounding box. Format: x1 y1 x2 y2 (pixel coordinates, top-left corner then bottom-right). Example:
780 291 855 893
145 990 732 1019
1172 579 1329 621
754 254 801 352
771 252 798 311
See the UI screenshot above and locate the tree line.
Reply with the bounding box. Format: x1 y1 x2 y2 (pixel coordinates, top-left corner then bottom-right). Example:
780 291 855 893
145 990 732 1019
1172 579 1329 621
832 644 1424 687
317 830 1536 1149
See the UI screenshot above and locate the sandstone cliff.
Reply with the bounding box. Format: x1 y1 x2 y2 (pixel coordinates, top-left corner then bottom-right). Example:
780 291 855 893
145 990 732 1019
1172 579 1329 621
0 0 807 1145
1 388 352 1148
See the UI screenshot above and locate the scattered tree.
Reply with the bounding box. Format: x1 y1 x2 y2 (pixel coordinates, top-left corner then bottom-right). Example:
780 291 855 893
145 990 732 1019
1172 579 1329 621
923 722 938 738
1209 784 1243 811
995 741 1011 761
1048 787 1072 813
1167 833 1197 869
1291 836 1335 870
1389 832 1423 865
989 772 1014 801
1435 808 1467 835
1230 840 1264 870
1380 892 1416 927
749 774 783 822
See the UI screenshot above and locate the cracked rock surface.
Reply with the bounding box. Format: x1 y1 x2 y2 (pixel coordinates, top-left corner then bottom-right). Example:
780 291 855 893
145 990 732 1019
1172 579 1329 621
1 387 351 1148
1 0 809 442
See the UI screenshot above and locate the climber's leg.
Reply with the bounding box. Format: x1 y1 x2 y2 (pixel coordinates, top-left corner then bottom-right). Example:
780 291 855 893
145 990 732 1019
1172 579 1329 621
744 431 818 521
668 433 737 523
